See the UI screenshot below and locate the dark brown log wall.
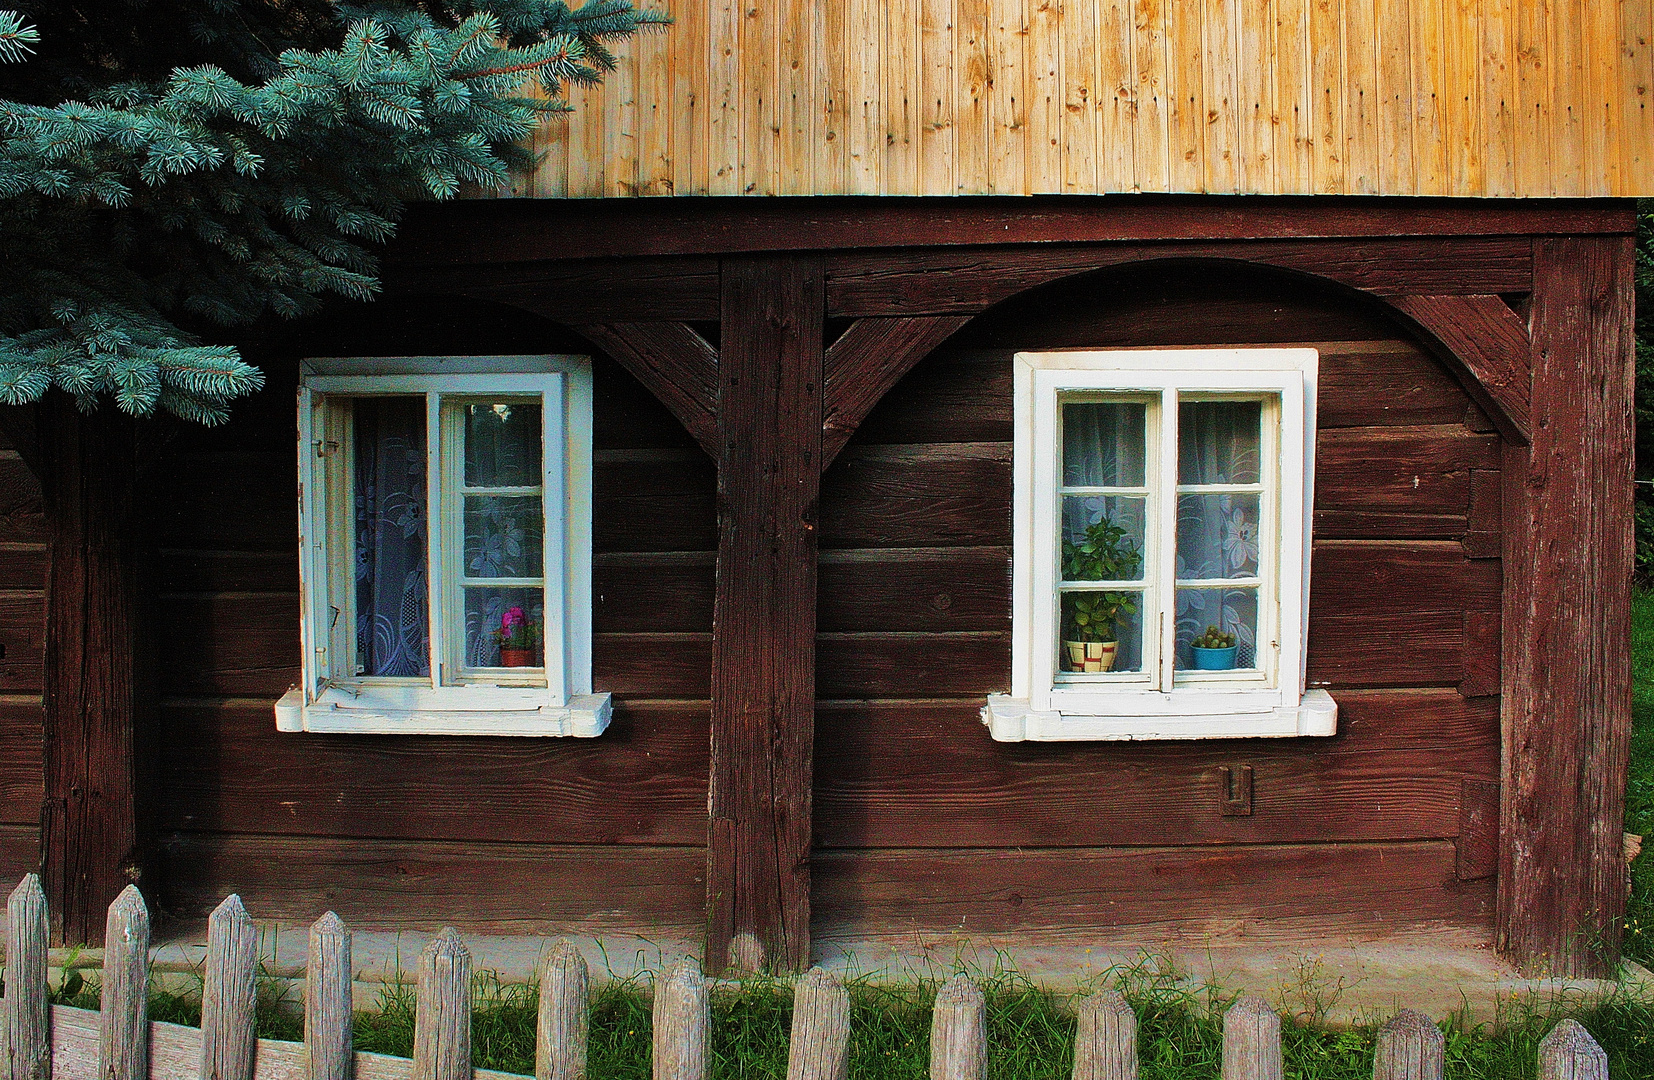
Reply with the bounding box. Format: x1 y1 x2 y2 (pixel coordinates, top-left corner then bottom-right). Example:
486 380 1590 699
0 424 44 886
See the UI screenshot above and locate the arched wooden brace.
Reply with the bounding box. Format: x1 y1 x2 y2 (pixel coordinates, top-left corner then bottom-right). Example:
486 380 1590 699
1388 294 1532 444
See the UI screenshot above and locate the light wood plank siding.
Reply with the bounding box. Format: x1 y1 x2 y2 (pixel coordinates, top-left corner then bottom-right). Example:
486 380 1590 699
520 0 1653 195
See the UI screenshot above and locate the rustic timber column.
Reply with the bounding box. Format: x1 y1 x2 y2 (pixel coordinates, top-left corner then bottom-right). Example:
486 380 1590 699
1498 235 1635 976
706 255 824 973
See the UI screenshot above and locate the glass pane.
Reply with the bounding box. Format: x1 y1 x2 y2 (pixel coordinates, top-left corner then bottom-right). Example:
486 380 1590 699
464 495 544 578
1062 401 1147 487
1176 493 1261 579
353 397 429 677
1059 590 1144 673
464 401 542 488
465 587 546 668
1175 587 1259 670
1062 495 1147 582
1179 400 1263 485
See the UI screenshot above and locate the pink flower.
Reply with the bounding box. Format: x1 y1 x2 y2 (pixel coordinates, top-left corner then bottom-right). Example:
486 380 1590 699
501 606 525 633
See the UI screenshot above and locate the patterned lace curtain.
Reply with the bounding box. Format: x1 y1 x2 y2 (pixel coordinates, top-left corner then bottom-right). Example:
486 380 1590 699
354 397 430 677
1174 401 1262 668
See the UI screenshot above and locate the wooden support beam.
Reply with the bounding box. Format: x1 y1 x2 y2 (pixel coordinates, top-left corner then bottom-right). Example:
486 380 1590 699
821 317 972 466
705 256 824 973
1498 236 1635 976
1390 294 1533 443
575 322 720 457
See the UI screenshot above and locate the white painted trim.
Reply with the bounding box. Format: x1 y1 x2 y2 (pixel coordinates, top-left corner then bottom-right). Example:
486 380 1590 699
275 688 611 738
1007 348 1328 741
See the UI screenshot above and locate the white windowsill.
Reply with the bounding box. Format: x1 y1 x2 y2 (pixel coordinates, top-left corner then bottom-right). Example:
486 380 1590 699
273 688 612 737
981 688 1337 742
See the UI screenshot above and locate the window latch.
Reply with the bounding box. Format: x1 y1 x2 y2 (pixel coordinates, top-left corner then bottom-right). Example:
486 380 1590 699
314 439 340 457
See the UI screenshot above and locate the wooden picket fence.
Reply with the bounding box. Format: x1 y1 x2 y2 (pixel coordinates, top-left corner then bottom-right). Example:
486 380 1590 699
0 875 1616 1080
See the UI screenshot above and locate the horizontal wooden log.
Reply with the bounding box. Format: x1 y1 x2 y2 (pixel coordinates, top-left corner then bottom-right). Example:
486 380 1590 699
1308 542 1500 618
812 692 1498 849
388 257 722 322
50 1004 530 1080
0 591 43 694
150 453 296 550
0 698 43 824
158 550 297 594
593 452 717 554
0 824 37 886
0 544 44 589
1311 510 1470 541
824 238 1535 317
811 841 1494 941
821 444 1011 550
817 633 1010 699
1307 613 1466 688
156 700 708 844
1316 427 1500 516
159 834 706 930
817 549 1011 633
0 455 43 546
594 360 707 452
390 195 1630 266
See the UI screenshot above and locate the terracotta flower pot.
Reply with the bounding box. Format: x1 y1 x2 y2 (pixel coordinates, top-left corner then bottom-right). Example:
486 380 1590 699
499 648 535 668
1064 640 1118 673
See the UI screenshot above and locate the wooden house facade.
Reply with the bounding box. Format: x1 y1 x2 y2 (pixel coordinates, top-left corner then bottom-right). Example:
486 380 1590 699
0 2 1642 978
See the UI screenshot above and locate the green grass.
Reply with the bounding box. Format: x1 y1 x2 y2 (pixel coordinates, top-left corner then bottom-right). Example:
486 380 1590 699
1624 587 1654 969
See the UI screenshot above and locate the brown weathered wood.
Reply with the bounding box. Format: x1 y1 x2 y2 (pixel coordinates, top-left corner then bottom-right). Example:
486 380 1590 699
1459 612 1502 698
706 255 824 974
1537 1020 1608 1080
1072 990 1136 1080
1373 1010 1444 1080
200 895 258 1080
928 976 985 1080
412 929 471 1080
650 960 708 1080
387 257 722 322
1390 294 1533 442
35 396 146 946
785 969 849 1080
98 887 148 1080
1221 997 1281 1080
1463 469 1502 558
575 323 720 457
1456 779 1500 881
1498 236 1635 976
535 942 587 1080
5 875 50 1080
305 912 352 1080
821 317 972 466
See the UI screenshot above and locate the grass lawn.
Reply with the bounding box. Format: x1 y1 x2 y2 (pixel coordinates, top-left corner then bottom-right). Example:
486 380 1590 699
1623 587 1654 969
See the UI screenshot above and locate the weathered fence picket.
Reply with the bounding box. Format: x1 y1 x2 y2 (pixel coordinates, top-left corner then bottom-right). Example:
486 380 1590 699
1221 996 1282 1080
0 878 1625 1080
98 886 149 1080
785 968 849 1080
5 874 49 1080
929 975 986 1080
305 912 352 1080
650 959 708 1080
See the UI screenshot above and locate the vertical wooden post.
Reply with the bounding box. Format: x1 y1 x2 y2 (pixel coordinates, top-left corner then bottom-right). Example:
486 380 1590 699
99 886 149 1080
1373 1010 1444 1080
33 395 148 946
1073 990 1136 1080
5 875 50 1080
928 975 985 1080
1499 235 1636 976
651 959 708 1080
706 255 824 973
1537 1020 1608 1080
786 968 850 1080
535 942 588 1080
1220 997 1281 1080
413 929 471 1080
200 896 258 1080
305 912 353 1080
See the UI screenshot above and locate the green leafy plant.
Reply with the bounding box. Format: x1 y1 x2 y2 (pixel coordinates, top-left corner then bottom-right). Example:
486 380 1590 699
1192 626 1237 650
1062 518 1141 644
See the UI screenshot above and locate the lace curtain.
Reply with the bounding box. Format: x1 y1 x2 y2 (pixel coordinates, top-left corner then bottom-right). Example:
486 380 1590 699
354 397 430 677
1174 401 1262 667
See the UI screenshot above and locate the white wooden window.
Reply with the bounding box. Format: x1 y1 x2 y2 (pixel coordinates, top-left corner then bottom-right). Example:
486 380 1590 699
985 348 1336 741
274 356 609 736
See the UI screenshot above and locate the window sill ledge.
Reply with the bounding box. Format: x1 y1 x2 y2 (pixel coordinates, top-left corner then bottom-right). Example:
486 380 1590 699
273 689 612 737
981 689 1337 742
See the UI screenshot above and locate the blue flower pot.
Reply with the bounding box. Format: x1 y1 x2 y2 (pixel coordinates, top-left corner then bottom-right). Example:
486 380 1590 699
1190 644 1239 670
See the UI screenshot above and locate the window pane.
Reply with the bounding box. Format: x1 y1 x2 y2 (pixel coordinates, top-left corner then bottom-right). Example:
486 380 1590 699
1059 590 1144 672
465 402 542 487
1179 400 1262 484
1176 493 1261 579
1175 587 1259 669
1063 402 1147 487
1062 495 1147 582
465 587 545 668
464 495 544 578
353 397 430 677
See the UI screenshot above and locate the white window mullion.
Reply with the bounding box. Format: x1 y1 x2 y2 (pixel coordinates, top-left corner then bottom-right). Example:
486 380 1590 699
542 381 569 704
1157 388 1180 692
425 392 446 690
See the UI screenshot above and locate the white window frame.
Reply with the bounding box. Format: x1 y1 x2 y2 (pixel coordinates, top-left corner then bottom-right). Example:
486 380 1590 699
274 355 610 737
985 348 1336 742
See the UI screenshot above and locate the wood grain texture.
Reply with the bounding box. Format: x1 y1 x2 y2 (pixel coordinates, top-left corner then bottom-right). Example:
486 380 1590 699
651 961 708 1080
707 256 824 973
1390 294 1533 442
820 317 972 466
574 324 719 457
785 969 849 1080
99 887 148 1080
1373 1010 1445 1080
200 896 258 1080
305 913 352 1080
928 976 985 1080
535 942 587 1080
5 875 50 1080
1222 997 1281 1080
1073 990 1136 1080
412 930 470 1080
1498 236 1636 976
1537 1021 1609 1080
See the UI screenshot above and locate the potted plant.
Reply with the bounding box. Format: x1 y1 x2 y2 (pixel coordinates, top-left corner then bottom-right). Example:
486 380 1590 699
1060 518 1142 673
495 606 541 667
1189 625 1238 670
